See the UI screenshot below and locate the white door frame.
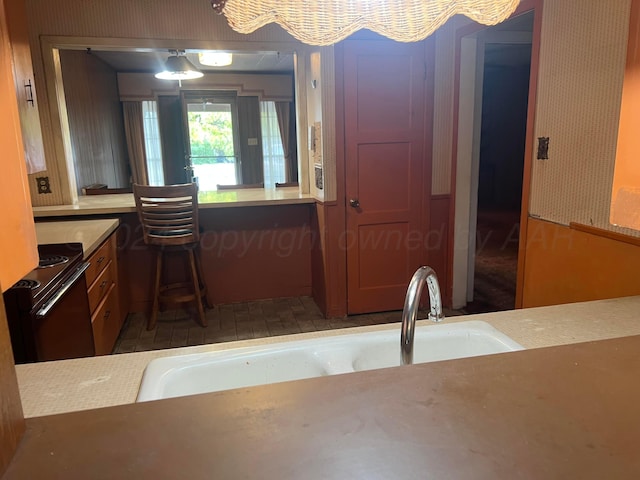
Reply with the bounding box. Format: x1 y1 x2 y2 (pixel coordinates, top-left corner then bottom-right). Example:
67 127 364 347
451 29 533 309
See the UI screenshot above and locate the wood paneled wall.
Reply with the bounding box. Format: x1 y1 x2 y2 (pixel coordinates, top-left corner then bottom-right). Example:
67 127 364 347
521 218 640 307
310 203 348 317
119 206 313 312
59 50 129 193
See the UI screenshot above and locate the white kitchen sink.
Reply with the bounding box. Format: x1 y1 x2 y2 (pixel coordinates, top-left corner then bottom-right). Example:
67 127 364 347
136 320 524 402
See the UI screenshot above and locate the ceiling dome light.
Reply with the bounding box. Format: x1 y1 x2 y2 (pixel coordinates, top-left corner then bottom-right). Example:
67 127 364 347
155 50 204 80
198 51 233 67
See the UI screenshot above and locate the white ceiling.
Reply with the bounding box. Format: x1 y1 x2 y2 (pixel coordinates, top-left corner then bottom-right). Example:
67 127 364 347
89 49 295 74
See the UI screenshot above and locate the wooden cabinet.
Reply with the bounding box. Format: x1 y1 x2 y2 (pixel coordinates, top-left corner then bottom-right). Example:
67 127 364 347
4 0 46 174
85 232 124 355
0 0 39 473
0 0 38 292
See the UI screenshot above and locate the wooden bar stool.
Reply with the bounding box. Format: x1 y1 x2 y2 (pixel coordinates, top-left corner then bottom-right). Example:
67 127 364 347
133 183 208 330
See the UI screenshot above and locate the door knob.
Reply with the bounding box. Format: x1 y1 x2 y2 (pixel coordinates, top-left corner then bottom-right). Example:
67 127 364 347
349 199 360 208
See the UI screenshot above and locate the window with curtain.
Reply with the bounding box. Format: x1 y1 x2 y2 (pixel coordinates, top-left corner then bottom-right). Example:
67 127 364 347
142 101 165 186
260 101 286 186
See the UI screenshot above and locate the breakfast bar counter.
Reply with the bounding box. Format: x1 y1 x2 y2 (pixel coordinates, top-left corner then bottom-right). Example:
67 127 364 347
31 188 316 218
32 189 316 308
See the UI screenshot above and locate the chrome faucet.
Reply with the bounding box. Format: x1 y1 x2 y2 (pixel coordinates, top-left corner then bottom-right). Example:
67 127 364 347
400 266 445 366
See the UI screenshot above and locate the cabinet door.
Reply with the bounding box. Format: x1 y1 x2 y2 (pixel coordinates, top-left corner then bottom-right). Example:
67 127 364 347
0 0 39 291
4 0 46 174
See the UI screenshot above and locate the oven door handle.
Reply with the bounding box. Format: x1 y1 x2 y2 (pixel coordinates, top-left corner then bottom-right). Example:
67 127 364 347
35 262 90 319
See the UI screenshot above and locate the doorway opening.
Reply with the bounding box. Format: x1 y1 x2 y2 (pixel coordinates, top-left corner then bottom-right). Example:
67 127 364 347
453 11 534 313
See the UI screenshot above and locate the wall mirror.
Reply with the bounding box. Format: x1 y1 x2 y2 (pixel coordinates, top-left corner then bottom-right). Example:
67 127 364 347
42 38 310 196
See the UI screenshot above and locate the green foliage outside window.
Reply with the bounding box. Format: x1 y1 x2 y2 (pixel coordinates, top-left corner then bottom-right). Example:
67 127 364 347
187 112 235 164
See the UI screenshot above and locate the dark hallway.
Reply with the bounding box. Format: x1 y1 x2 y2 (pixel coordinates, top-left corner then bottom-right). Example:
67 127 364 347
465 15 533 314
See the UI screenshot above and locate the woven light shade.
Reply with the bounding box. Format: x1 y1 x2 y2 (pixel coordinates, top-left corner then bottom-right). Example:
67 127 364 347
212 0 521 46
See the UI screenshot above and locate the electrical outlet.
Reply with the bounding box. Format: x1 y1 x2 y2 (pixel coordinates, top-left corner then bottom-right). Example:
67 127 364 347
36 176 52 194
537 137 549 160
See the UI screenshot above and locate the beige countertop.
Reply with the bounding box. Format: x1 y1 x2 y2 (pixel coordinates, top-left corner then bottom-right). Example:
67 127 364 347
10 335 640 480
32 187 316 217
15 295 640 418
34 218 120 258
9 335 640 478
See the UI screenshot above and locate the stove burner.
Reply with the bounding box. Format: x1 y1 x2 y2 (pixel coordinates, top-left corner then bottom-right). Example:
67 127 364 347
38 254 69 268
14 279 41 290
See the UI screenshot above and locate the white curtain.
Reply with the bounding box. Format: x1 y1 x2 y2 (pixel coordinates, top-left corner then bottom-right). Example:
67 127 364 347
122 102 149 185
141 101 165 186
260 101 286 186
274 101 294 182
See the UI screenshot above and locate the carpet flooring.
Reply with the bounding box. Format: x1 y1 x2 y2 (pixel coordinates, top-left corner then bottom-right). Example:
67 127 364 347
463 210 520 314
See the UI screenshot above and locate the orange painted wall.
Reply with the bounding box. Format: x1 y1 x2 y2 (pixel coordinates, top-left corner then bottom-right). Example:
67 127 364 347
0 0 38 291
521 218 640 308
0 0 37 473
611 0 640 231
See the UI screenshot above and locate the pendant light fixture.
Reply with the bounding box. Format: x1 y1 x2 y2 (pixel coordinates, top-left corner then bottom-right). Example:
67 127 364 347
155 50 204 84
211 0 521 46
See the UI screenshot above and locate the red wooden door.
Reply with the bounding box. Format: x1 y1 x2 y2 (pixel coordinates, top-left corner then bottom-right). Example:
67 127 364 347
344 40 428 314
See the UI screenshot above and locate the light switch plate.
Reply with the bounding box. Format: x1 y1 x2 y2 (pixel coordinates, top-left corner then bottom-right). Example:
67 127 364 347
314 165 323 190
537 137 549 160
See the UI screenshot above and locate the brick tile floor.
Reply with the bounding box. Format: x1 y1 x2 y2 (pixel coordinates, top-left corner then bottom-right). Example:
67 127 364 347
112 296 463 354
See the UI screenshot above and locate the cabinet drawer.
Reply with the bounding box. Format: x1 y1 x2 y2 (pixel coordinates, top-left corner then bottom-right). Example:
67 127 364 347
91 282 120 356
85 235 115 287
87 258 115 313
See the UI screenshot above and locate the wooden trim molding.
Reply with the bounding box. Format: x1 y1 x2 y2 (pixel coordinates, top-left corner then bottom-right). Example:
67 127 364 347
448 0 541 309
570 222 640 247
515 0 543 308
431 193 451 200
